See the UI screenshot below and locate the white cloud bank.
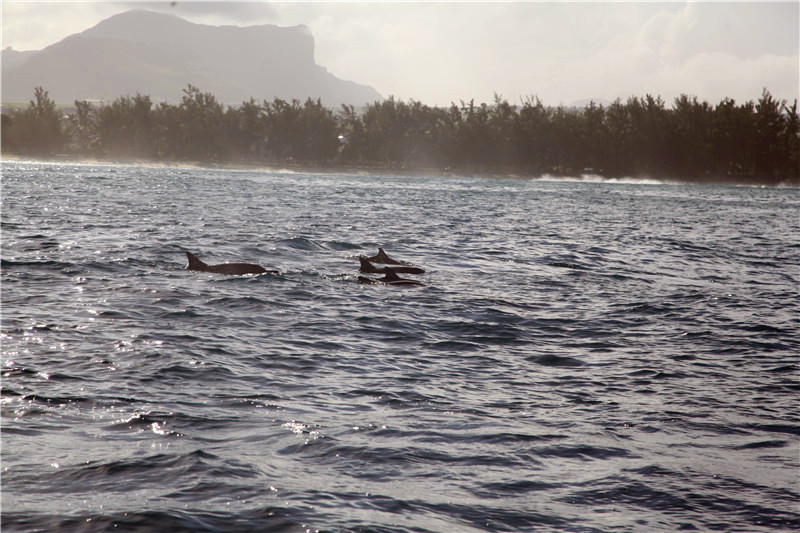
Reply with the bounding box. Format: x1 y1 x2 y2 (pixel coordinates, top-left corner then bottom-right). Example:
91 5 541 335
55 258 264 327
2 1 798 106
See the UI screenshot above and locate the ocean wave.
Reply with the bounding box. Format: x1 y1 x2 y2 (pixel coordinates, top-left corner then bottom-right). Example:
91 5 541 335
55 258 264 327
3 161 798 533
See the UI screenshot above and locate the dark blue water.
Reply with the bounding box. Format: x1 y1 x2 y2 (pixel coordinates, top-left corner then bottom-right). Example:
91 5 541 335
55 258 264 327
2 161 799 532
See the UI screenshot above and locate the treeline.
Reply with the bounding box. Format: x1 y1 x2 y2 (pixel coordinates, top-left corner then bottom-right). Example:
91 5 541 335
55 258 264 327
2 85 798 184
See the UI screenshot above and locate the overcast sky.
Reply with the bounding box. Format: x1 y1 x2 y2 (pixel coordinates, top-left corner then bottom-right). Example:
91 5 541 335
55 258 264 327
3 1 798 107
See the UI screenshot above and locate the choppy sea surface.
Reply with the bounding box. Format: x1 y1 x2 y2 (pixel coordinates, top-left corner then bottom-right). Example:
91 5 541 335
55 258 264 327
2 161 798 532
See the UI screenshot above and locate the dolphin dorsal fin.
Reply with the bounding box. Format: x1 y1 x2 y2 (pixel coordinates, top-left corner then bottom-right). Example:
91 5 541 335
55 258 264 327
382 268 401 281
186 252 207 270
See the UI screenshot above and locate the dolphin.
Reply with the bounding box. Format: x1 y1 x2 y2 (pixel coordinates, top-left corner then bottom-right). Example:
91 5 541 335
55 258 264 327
185 252 278 276
359 257 425 275
365 247 405 265
358 267 424 286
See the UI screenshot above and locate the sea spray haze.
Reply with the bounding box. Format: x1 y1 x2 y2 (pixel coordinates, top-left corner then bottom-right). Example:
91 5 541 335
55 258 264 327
2 161 799 532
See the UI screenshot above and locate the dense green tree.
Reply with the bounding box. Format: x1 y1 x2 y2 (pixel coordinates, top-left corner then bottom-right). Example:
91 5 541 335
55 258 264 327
360 97 416 167
407 101 454 169
263 98 303 161
336 103 368 166
486 94 518 170
671 94 715 177
223 98 267 160
4 87 64 154
754 88 787 183
151 101 183 159
711 97 754 176
601 98 631 176
550 105 583 174
68 100 97 153
95 94 153 158
0 112 14 152
581 101 607 173
3 85 797 185
781 99 799 179
515 96 551 174
626 95 670 175
179 85 225 161
298 98 339 163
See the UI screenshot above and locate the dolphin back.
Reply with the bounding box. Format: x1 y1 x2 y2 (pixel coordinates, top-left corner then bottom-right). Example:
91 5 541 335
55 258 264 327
368 248 402 265
382 268 401 281
185 251 272 275
381 268 423 285
359 257 381 273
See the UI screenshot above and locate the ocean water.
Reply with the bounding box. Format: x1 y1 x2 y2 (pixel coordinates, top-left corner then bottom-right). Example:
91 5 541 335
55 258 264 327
1 161 798 532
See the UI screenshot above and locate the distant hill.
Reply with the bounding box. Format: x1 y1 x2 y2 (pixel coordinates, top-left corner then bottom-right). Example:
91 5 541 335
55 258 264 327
1 10 382 106
2 47 38 71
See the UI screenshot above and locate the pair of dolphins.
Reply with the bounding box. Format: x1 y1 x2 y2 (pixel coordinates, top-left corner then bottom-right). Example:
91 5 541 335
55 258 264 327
185 248 425 286
356 249 425 286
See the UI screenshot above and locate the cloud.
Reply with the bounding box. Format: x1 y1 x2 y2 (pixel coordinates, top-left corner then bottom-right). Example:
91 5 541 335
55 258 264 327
608 2 799 104
2 2 105 50
288 2 798 105
2 1 797 106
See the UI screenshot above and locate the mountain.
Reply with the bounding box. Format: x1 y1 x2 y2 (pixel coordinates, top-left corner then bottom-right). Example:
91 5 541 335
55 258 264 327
1 10 381 106
2 47 38 71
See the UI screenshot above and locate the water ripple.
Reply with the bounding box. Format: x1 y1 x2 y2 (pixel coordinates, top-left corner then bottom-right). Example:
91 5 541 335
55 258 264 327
2 162 798 532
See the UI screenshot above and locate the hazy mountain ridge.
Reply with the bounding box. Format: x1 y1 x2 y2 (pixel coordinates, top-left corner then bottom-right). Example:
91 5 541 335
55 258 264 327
1 10 381 105
2 48 39 70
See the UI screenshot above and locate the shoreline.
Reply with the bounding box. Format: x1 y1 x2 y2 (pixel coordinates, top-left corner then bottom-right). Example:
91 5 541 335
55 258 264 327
0 152 536 181
2 153 797 188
